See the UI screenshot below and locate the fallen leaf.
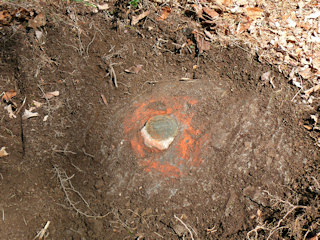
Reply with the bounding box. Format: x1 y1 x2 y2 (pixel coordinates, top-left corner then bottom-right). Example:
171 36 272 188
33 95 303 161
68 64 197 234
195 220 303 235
305 10 320 19
304 84 320 95
193 31 210 53
22 109 39 120
245 7 264 20
28 12 46 29
0 147 9 158
312 57 320 70
303 125 313 131
43 115 49 122
35 30 43 41
204 30 214 41
101 94 108 105
4 105 16 119
215 0 233 6
125 64 143 74
132 10 150 25
261 71 271 82
299 67 313 79
97 3 109 10
44 91 59 99
1 90 17 102
32 100 43 108
158 6 171 21
192 4 203 19
203 7 219 19
0 10 12 25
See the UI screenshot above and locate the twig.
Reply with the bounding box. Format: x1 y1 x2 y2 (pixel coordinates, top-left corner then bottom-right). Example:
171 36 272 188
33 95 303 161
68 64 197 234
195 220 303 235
108 63 118 88
86 32 97 56
2 208 4 221
33 221 50 240
52 144 76 155
15 96 26 115
53 165 110 219
174 214 195 240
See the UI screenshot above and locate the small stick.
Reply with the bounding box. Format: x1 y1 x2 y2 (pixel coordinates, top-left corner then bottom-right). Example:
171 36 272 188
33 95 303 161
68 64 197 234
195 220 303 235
174 214 195 240
109 63 118 88
33 221 50 240
2 208 4 221
15 96 27 115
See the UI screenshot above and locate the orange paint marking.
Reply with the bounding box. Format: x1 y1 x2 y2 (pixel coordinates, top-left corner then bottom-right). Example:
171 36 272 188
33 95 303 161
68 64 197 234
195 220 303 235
124 96 209 178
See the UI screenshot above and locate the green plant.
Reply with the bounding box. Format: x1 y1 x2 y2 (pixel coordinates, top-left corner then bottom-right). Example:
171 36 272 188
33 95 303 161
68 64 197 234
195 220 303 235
129 0 139 8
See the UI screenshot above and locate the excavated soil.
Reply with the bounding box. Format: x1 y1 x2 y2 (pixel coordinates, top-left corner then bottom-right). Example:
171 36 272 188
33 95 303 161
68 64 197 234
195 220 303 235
0 2 320 240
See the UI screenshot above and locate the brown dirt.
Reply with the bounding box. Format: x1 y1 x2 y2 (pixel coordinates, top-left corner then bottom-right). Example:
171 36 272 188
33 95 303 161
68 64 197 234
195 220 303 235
0 1 320 240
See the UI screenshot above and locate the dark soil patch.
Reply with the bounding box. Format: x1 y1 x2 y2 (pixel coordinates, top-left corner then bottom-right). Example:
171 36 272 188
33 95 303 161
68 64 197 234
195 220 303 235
0 2 320 240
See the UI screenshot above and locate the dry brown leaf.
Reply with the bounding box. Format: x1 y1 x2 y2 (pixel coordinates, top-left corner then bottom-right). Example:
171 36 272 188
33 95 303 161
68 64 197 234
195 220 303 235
125 64 143 74
28 13 46 29
245 7 264 20
1 90 16 102
193 31 210 53
32 100 43 108
44 91 59 99
22 109 39 120
203 7 219 19
0 147 9 158
192 4 203 19
304 84 320 95
158 6 171 21
312 57 320 70
299 67 313 79
132 10 150 26
97 3 109 10
215 0 233 6
0 10 12 25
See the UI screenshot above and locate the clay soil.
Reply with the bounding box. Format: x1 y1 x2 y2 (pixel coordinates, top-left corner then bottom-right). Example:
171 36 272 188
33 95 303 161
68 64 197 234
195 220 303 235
1 1 320 240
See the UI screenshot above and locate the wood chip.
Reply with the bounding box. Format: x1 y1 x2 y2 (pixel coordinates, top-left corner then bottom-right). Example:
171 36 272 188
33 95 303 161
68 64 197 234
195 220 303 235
132 10 150 26
0 147 9 158
101 94 108 105
304 84 320 95
44 91 59 99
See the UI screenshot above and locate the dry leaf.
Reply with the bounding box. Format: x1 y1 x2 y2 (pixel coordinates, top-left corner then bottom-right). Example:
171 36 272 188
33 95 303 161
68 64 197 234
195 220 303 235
0 147 9 158
215 0 233 6
101 94 108 105
193 31 210 53
203 7 219 19
125 64 143 74
35 30 43 41
22 109 39 120
158 6 171 21
245 7 264 20
4 104 16 119
261 71 271 82
192 4 203 19
0 10 12 25
1 90 16 102
43 115 49 122
44 91 59 99
132 10 150 25
97 3 109 10
304 84 320 95
312 57 320 70
32 100 43 108
299 67 313 79
28 13 46 29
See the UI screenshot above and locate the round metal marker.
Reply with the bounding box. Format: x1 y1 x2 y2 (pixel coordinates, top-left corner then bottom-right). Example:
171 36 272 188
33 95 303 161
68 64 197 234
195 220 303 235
141 115 178 150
